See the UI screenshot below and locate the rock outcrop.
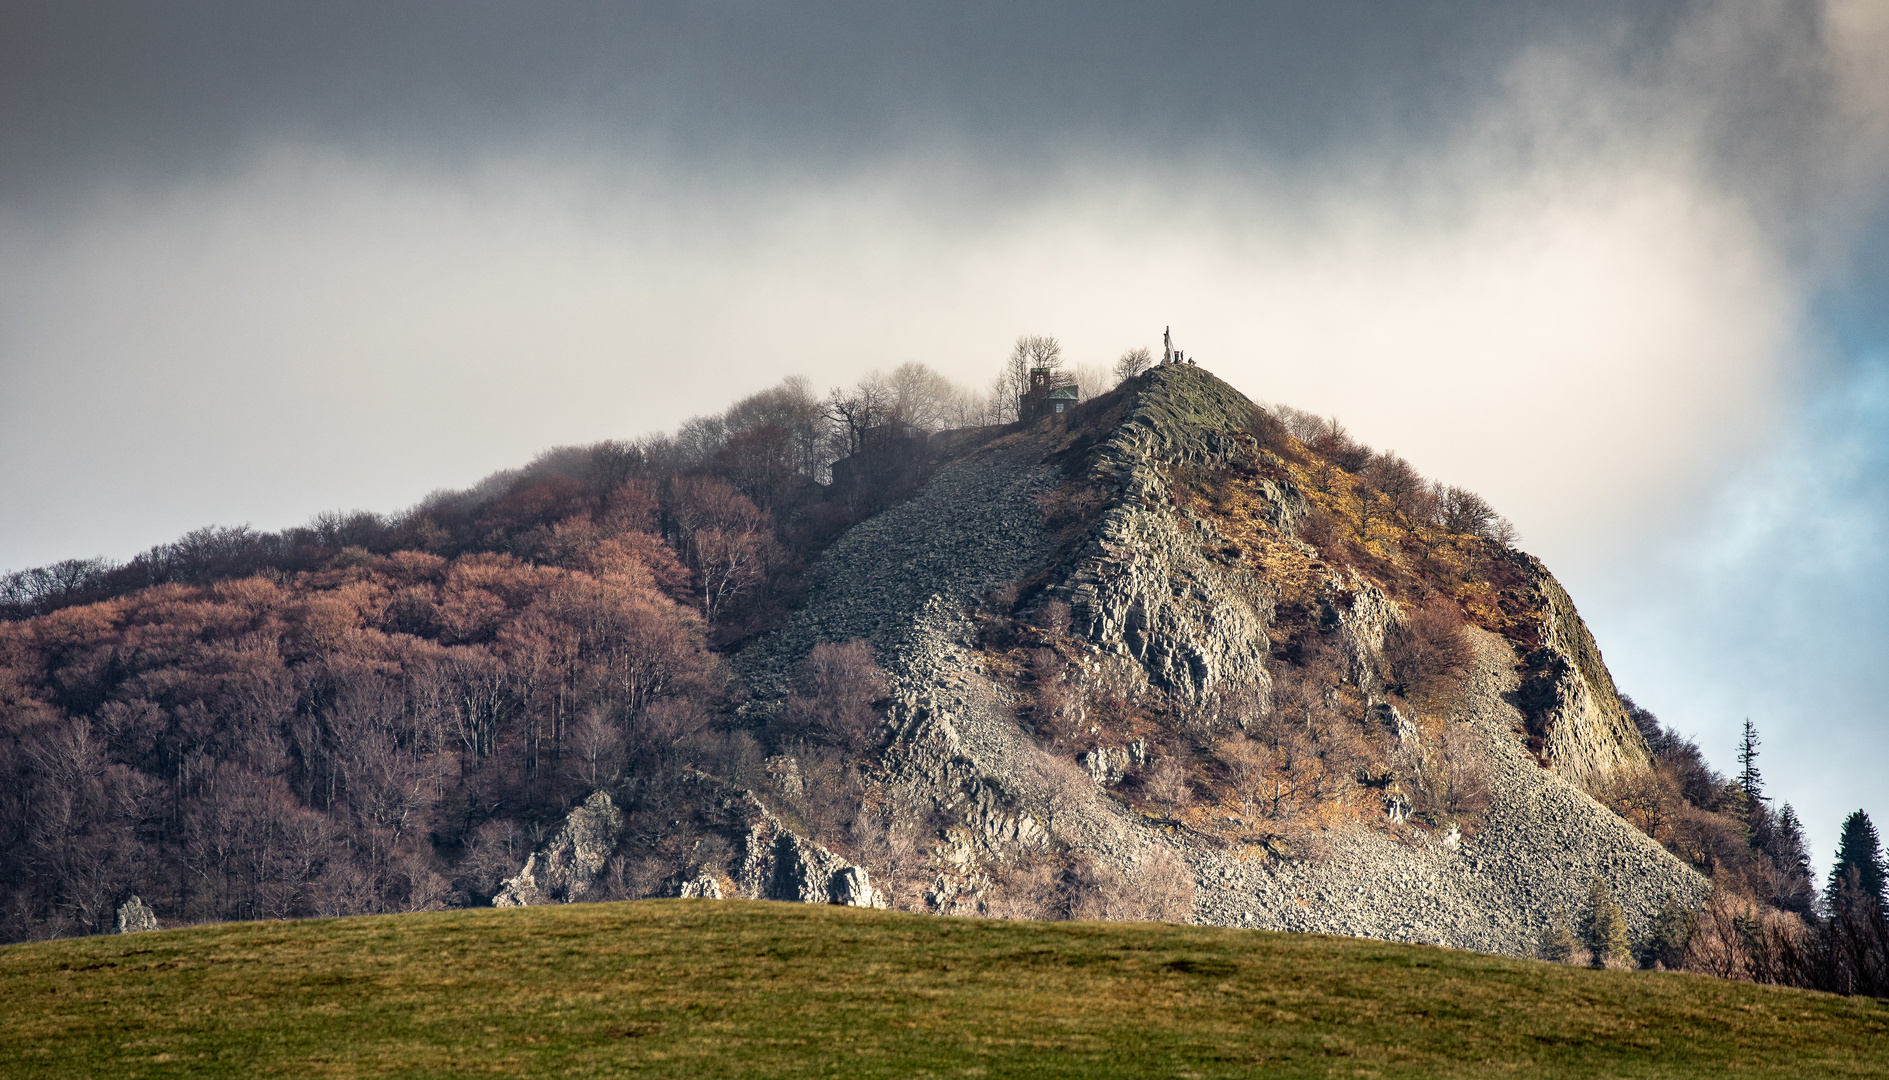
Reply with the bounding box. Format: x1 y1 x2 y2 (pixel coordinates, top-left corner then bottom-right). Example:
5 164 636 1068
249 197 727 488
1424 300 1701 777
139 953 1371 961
1060 495 1277 704
721 363 1706 955
676 873 724 899
1180 630 1706 949
1058 366 1649 791
735 809 887 908
1513 558 1652 789
493 791 624 907
491 775 891 911
1057 370 1296 704
114 895 158 933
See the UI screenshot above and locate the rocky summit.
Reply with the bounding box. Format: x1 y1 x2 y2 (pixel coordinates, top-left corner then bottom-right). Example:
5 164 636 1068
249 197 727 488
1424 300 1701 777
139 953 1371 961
506 364 1707 955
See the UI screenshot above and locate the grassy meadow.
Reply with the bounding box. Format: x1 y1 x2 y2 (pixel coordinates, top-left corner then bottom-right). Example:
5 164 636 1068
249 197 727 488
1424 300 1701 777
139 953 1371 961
0 899 1883 1078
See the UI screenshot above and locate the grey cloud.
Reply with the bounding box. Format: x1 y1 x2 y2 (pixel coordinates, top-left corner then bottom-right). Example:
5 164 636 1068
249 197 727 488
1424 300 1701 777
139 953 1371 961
0 2 1714 195
6 2 1875 295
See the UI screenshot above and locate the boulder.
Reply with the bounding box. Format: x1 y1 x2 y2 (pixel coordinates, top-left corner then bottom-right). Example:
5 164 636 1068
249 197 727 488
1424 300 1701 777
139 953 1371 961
677 873 724 899
1080 746 1129 786
1384 794 1411 824
114 896 158 933
829 865 878 907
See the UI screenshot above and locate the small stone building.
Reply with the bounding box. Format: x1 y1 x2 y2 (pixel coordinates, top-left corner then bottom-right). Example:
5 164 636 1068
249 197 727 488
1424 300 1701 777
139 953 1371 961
1020 367 1079 421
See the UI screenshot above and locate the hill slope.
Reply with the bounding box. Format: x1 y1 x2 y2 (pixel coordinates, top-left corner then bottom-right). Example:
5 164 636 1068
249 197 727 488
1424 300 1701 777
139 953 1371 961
717 364 1704 952
0 361 1721 957
1 901 1883 1079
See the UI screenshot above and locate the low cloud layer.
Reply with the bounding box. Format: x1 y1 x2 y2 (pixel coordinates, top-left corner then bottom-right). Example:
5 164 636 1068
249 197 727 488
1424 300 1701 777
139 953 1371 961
0 145 1797 571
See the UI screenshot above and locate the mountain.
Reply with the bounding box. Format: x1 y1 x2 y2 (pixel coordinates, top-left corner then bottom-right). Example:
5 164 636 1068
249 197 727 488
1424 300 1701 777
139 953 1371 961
534 363 1706 954
0 360 1711 958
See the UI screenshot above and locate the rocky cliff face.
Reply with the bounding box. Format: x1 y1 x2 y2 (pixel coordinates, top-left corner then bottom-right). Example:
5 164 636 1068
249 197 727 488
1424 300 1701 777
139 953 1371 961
1059 494 1277 704
735 808 888 908
738 364 1697 952
496 781 889 910
494 791 624 907
501 365 1699 956
1180 628 1700 947
1513 559 1652 790
1057 365 1650 791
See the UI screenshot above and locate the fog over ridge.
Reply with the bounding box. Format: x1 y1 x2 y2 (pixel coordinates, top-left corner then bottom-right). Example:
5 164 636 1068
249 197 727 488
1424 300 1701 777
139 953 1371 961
1 144 1798 566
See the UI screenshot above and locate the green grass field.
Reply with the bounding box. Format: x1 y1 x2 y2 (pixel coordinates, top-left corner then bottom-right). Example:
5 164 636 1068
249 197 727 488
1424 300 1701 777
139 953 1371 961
1 900 1883 1078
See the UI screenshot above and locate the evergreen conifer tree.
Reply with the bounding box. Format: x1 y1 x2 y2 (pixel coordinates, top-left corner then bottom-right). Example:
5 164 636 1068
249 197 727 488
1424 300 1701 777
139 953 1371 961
1827 810 1887 918
1736 718 1763 803
1640 892 1693 970
1770 803 1815 914
1537 907 1575 963
1734 719 1776 855
1581 876 1632 969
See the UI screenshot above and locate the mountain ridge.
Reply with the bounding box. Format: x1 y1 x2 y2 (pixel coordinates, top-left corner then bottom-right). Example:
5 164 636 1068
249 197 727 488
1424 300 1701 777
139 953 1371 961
700 363 1704 952
0 359 1717 960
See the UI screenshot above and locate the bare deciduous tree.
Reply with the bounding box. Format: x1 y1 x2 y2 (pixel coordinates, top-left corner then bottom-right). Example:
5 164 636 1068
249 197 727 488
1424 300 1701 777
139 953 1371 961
1064 847 1196 923
1437 484 1517 545
1216 735 1271 817
822 382 890 458
1145 758 1193 811
666 476 779 622
778 639 888 752
994 334 1065 421
1113 346 1153 382
1382 597 1471 705
1439 485 1494 534
1017 744 1097 840
722 376 823 478
567 707 626 789
1365 452 1426 525
942 384 994 429
1125 847 1195 922
1410 723 1491 822
1071 362 1110 402
871 362 959 432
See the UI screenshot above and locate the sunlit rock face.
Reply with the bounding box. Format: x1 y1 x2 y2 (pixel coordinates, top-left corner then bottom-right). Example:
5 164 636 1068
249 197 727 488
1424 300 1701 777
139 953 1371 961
727 364 1696 953
493 791 623 908
114 896 159 934
516 364 1695 956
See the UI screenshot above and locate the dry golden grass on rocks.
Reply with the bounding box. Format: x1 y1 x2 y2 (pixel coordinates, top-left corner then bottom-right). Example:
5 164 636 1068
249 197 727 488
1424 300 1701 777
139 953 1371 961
2 900 1884 1079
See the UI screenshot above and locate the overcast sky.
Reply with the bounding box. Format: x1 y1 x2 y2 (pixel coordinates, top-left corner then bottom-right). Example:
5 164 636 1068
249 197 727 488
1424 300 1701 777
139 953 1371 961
3 1 1885 874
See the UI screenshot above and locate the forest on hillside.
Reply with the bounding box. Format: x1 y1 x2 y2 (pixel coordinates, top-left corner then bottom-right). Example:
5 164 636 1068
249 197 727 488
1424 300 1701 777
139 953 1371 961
0 340 1109 934
1 339 1882 995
